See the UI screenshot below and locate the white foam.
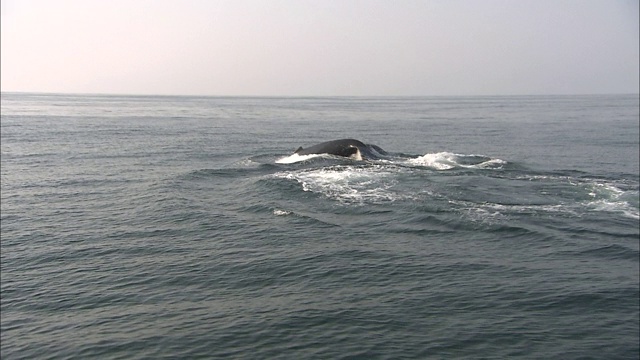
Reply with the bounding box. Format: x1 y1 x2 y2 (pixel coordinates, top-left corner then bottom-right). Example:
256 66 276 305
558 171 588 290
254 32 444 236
587 182 626 198
584 182 639 219
406 152 459 169
273 152 639 220
449 198 578 223
585 199 639 219
458 185 639 221
237 158 259 167
273 166 406 204
475 158 508 169
484 202 572 215
275 153 322 164
273 209 292 216
405 152 506 170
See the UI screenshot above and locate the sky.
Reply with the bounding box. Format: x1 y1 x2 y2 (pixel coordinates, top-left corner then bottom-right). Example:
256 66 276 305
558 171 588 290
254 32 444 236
1 0 638 96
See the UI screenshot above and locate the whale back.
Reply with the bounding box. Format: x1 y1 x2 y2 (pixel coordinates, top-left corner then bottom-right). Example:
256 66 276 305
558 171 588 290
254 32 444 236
293 139 384 160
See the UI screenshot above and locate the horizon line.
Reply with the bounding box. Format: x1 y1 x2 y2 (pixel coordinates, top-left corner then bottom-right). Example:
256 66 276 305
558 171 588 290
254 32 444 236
1 90 639 98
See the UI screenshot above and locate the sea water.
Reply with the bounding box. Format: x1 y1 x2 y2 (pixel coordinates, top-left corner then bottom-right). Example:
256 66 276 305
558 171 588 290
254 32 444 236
1 93 638 359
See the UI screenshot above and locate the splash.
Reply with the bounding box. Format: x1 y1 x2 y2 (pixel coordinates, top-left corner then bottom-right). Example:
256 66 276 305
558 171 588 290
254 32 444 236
584 182 639 219
275 153 323 164
271 150 638 221
273 166 406 204
405 152 506 170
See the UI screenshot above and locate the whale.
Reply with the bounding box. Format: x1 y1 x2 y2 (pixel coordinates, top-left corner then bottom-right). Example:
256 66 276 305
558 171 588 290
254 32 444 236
293 139 387 160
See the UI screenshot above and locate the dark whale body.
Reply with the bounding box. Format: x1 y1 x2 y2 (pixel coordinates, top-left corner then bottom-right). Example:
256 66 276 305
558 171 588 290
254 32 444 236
294 139 387 160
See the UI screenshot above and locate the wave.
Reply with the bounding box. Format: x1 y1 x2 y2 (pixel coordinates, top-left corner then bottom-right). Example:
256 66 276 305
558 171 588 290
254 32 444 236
404 152 507 170
585 199 639 220
275 151 508 170
265 151 639 221
453 178 639 221
272 165 408 204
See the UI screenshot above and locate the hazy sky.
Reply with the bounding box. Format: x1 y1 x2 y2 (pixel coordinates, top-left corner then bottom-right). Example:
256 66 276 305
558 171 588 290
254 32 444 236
1 0 638 96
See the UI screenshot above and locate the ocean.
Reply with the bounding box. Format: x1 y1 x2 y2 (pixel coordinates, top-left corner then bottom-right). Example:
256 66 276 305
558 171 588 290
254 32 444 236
1 93 638 359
